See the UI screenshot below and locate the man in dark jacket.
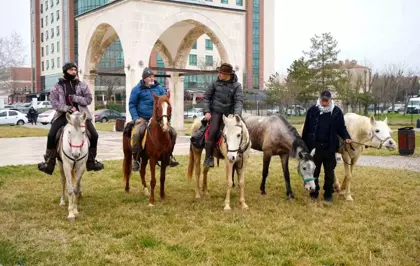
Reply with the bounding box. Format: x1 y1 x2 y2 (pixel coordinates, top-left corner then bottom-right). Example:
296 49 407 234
203 63 243 168
128 67 179 171
302 90 352 202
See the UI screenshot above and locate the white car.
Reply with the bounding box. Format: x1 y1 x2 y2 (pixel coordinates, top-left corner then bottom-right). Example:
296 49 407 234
0 110 28 125
36 101 52 109
38 109 56 125
184 108 204 119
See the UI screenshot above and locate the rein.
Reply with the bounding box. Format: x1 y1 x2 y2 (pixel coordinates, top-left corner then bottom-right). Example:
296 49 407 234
62 123 88 170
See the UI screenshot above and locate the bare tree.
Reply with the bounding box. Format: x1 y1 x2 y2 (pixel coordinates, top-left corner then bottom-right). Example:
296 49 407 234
265 72 295 112
97 75 123 104
196 56 220 90
0 32 26 93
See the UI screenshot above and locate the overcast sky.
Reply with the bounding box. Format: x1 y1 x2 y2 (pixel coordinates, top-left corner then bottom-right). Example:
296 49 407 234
1 0 419 73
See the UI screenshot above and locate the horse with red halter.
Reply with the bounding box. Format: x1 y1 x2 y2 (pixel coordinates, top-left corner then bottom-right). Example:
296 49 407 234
122 94 175 206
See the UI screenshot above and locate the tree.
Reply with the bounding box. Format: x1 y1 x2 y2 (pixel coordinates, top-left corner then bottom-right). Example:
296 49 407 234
303 33 344 93
0 32 27 93
265 72 295 111
285 57 314 107
98 75 123 104
195 56 220 90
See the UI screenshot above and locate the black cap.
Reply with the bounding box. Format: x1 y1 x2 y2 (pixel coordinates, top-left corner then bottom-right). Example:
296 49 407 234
142 68 154 79
62 61 78 74
320 90 332 99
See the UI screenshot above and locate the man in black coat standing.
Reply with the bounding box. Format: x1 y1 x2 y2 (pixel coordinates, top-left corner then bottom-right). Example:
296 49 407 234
202 63 243 168
302 90 352 202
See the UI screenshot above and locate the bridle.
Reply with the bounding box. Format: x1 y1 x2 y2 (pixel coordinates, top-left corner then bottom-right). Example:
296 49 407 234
154 104 171 128
297 152 317 184
63 122 88 169
222 124 251 155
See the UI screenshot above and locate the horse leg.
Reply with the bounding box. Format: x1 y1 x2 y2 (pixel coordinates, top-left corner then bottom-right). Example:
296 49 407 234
59 162 66 206
224 161 234 211
73 169 84 217
333 154 342 192
280 154 294 200
64 165 76 220
194 149 202 199
260 153 271 195
160 157 168 200
140 158 149 197
344 157 358 201
148 158 157 206
237 158 249 210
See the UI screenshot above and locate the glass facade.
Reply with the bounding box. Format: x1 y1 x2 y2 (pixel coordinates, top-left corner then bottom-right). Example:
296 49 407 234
41 73 63 93
252 0 260 89
156 53 166 87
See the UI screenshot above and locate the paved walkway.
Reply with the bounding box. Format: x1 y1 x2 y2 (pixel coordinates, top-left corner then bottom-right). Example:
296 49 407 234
1 129 419 172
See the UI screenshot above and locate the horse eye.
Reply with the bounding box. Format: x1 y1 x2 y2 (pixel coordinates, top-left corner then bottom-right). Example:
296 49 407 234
375 129 380 133
237 134 240 138
303 167 307 171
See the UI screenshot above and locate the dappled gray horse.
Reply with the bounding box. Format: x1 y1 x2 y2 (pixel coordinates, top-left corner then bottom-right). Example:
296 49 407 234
242 113 316 200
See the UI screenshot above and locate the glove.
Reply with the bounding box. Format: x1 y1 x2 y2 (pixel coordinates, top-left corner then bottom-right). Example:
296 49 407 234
67 106 77 114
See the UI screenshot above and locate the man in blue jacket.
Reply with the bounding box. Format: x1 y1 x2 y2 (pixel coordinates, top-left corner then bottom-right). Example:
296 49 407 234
129 68 179 171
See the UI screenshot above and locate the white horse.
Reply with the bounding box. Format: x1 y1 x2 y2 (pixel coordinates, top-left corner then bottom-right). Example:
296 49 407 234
336 113 396 201
187 114 252 211
58 111 89 220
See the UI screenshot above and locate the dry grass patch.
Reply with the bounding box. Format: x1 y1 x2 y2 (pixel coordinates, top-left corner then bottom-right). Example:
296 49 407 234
0 126 48 138
0 156 419 265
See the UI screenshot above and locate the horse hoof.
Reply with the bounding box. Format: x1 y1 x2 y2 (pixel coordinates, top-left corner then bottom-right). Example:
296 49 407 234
195 194 201 199
339 190 346 196
224 205 232 211
144 188 150 197
287 195 295 201
345 195 354 201
148 203 154 207
241 204 249 210
59 201 65 206
260 191 267 195
73 212 80 217
68 216 75 222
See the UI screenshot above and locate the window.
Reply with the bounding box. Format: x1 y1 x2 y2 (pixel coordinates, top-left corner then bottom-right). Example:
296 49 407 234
56 0 59 4
45 1 48 10
56 10 59 20
0 111 6 117
40 3 43 13
41 18 43 28
46 30 49 40
192 41 197 49
42 61 44 71
50 0 53 7
46 45 49 55
205 39 213 50
205 55 213 66
41 33 43 42
57 41 60 52
45 15 48 26
56 26 59 36
46 60 49 69
189 54 197 66
57 57 60 67
51 28 54 38
41 47 44 56
9 111 18 116
51 59 54 69
51 43 54 53
221 0 228 3
236 0 243 5
51 13 54 23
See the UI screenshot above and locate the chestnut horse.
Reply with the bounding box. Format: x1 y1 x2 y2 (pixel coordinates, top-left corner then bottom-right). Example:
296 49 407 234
122 94 174 206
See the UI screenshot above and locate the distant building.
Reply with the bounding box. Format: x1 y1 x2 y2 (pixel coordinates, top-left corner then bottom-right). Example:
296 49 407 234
0 67 33 103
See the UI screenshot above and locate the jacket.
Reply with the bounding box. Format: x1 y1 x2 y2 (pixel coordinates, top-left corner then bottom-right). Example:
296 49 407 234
302 103 351 153
50 78 93 121
203 73 243 115
129 80 166 121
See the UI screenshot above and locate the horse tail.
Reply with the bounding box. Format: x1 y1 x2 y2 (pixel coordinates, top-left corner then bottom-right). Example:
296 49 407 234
187 144 194 180
122 130 133 193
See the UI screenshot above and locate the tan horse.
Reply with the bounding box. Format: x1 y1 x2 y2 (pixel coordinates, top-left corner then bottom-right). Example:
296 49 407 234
336 113 396 201
187 114 252 211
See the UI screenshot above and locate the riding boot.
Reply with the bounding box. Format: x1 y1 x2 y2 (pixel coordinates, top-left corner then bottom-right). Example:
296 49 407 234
169 154 179 167
132 145 142 172
86 148 104 171
37 148 57 175
204 140 214 168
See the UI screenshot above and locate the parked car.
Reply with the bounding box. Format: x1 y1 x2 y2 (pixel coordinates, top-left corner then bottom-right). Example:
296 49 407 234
0 110 28 125
36 101 52 109
94 109 124 123
406 97 420 114
38 109 56 125
267 107 280 115
387 103 405 113
285 105 306 116
184 108 204 119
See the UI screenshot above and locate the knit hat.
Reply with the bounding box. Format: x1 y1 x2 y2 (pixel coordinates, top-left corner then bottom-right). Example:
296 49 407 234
142 68 154 79
62 61 78 74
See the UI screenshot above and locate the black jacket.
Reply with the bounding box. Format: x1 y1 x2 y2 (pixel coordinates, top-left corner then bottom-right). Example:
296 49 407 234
302 104 351 153
203 73 243 115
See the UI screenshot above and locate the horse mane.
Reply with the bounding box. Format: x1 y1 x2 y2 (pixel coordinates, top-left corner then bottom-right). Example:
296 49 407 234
274 114 310 157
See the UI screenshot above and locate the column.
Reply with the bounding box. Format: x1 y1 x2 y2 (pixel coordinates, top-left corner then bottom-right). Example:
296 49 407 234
124 67 133 122
169 72 185 134
83 74 97 121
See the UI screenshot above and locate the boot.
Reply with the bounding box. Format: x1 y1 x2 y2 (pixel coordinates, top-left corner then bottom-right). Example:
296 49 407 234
37 148 57 175
132 146 142 172
204 141 214 168
169 155 179 167
86 148 104 171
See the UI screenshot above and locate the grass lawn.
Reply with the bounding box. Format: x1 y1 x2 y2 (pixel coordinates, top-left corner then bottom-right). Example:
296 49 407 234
94 121 116 131
0 126 48 138
0 156 419 265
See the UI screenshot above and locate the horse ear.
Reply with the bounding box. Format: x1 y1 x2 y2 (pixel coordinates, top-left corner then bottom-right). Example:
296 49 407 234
66 112 71 122
167 91 171 100
370 115 376 125
235 114 241 124
384 116 388 125
310 148 316 157
82 112 87 121
152 93 158 101
298 151 304 160
222 114 227 124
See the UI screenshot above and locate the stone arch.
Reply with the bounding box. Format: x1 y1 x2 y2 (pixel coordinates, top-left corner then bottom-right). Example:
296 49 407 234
152 40 173 67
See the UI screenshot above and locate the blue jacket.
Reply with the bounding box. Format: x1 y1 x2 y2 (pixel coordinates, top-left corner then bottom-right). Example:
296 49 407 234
129 80 166 120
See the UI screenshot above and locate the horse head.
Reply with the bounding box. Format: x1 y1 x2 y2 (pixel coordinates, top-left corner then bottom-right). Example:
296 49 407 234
152 94 171 132
296 148 317 192
65 111 88 159
222 114 250 163
368 116 396 150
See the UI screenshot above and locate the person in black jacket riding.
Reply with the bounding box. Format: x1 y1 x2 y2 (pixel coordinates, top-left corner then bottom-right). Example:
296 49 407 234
302 90 352 202
202 63 243 168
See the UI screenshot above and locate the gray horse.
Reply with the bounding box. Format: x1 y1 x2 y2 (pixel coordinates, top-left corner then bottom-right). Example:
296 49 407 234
242 112 316 199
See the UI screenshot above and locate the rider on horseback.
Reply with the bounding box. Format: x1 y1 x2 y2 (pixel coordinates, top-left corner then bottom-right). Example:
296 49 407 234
203 63 244 168
129 67 179 171
38 62 104 175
